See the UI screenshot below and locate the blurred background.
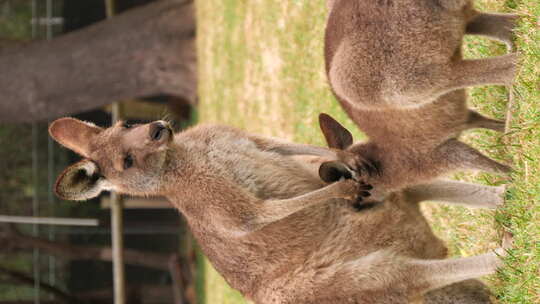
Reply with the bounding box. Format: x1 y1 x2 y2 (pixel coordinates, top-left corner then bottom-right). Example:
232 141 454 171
0 0 197 303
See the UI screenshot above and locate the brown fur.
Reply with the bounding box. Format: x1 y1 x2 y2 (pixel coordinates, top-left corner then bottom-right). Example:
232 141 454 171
323 0 517 191
49 118 506 303
326 0 517 108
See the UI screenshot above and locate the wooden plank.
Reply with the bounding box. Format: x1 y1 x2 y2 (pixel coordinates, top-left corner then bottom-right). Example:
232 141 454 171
103 99 172 121
0 216 98 226
101 196 172 209
105 0 126 302
110 192 125 304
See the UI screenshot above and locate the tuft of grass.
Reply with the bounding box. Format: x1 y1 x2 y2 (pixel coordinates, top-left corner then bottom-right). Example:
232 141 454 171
196 0 539 302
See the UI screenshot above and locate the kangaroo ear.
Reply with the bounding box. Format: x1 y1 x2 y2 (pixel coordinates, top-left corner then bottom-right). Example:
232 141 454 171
319 161 353 183
55 159 113 201
49 118 103 158
319 113 353 150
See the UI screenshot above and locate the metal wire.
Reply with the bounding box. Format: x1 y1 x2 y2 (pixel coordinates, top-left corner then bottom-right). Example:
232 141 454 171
104 1 126 302
0 215 99 226
31 0 40 301
31 125 40 304
45 0 56 291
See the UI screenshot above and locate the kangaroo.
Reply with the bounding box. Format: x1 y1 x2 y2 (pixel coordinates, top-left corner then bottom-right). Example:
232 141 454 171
317 114 509 303
323 0 517 191
326 0 517 109
49 118 506 303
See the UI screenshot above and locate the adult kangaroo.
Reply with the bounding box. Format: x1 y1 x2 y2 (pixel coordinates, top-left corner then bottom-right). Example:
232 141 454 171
49 118 506 303
324 0 517 190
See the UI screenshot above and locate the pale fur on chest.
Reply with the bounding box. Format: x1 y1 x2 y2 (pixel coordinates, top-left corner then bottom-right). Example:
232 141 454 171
184 132 321 200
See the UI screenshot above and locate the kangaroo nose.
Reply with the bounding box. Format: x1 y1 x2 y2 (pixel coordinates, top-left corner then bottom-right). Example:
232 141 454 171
149 121 171 141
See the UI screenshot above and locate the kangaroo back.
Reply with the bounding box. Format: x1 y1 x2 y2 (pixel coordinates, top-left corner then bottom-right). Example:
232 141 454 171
325 0 516 110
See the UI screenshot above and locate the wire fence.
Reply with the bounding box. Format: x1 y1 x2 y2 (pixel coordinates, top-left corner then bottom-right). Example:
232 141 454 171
2 1 115 303
30 1 62 302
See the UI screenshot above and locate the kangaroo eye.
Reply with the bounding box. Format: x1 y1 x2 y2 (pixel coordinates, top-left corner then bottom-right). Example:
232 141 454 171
122 122 132 129
123 154 134 170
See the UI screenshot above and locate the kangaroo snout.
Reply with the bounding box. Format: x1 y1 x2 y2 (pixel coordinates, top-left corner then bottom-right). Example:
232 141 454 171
149 121 172 142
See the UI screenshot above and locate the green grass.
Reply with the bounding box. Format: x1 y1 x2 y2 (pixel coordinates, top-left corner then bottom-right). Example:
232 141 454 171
0 0 32 39
196 0 539 303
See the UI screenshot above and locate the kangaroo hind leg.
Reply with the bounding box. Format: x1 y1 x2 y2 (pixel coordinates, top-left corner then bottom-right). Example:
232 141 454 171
408 251 503 295
426 54 516 104
450 53 517 89
465 111 505 133
405 179 505 209
438 139 511 175
467 13 519 51
317 250 503 302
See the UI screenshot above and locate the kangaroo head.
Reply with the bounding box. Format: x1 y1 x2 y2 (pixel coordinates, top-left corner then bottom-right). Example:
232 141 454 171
49 118 174 200
318 113 380 183
318 113 360 183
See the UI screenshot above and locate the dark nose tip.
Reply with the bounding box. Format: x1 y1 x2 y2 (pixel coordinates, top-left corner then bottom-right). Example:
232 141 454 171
149 122 167 141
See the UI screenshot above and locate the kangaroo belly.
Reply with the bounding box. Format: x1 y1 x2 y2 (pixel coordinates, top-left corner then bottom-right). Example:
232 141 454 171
255 194 448 303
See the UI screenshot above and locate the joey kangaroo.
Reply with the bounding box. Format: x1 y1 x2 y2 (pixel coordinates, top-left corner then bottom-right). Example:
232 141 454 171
323 0 517 190
49 118 506 303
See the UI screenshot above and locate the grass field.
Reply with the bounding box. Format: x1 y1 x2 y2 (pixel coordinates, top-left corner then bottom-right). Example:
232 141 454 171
195 1 539 303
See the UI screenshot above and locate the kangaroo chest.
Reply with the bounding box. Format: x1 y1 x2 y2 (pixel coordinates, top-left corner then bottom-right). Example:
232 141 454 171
203 136 322 199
